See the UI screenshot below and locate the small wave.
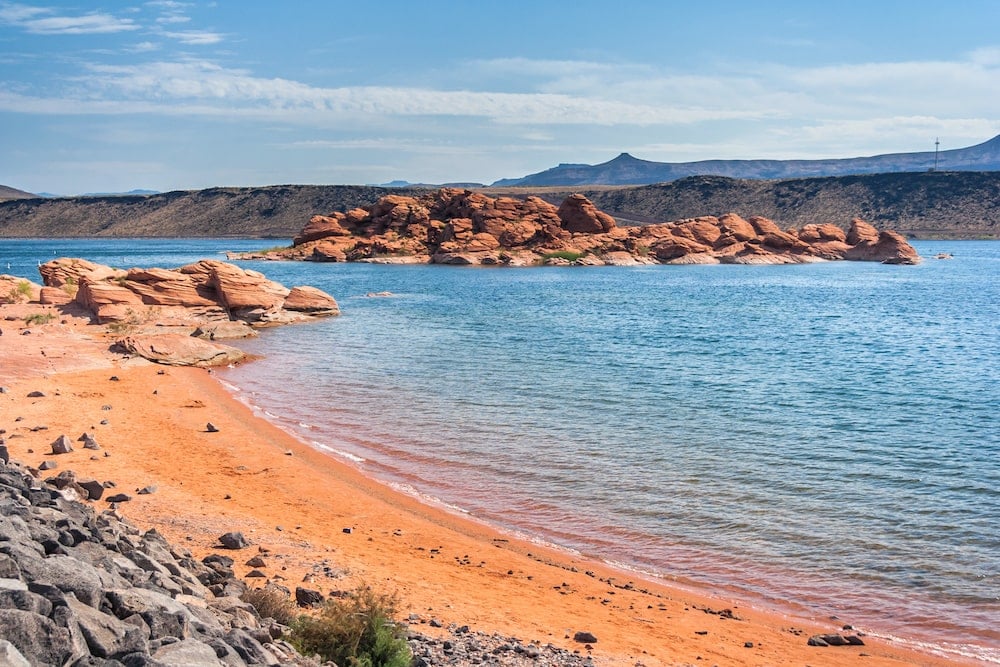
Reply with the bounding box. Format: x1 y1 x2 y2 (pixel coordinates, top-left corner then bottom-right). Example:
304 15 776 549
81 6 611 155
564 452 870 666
217 379 242 393
298 422 313 429
865 630 1000 665
385 481 470 514
310 441 366 463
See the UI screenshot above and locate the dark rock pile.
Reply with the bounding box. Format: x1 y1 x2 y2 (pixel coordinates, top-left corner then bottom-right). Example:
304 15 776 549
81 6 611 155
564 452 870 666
407 622 598 667
0 458 317 666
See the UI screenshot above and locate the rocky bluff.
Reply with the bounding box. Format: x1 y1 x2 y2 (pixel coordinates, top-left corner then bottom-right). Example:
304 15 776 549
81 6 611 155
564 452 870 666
264 189 920 266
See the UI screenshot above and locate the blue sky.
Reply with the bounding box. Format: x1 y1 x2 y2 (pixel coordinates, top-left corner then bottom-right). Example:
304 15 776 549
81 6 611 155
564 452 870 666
1 1 998 194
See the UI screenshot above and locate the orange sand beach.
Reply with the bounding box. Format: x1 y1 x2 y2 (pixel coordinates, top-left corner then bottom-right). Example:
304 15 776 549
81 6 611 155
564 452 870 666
0 304 974 666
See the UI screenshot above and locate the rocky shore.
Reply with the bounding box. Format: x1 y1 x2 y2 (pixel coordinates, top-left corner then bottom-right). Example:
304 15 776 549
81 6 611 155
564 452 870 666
243 188 921 266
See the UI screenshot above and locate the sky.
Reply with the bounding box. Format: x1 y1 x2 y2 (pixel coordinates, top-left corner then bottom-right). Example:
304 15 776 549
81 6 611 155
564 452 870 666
1 1 999 195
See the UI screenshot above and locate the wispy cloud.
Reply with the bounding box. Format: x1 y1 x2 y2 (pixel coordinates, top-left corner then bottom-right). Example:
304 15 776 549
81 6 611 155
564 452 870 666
162 29 223 45
64 60 767 126
0 2 139 34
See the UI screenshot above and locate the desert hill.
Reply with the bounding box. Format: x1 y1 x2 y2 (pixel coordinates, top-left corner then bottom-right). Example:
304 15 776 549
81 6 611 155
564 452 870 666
0 172 997 239
0 184 38 201
494 135 1000 186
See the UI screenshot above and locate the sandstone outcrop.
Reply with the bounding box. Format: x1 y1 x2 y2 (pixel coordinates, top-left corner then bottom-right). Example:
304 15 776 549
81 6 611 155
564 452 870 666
114 333 247 367
258 189 920 266
38 258 340 325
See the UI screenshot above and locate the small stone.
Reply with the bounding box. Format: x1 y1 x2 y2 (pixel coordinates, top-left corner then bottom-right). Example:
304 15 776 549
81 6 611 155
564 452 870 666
137 485 157 495
100 419 109 425
245 569 267 578
78 479 105 500
206 423 219 433
219 531 250 549
39 460 58 471
106 493 132 503
101 405 112 411
50 435 74 454
342 527 352 534
245 556 266 568
807 635 830 647
109 376 119 381
744 642 754 648
27 390 45 398
295 587 324 607
573 632 598 644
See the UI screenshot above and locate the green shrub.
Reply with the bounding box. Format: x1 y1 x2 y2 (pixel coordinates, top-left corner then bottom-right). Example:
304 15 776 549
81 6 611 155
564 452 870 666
542 250 585 262
290 585 411 667
242 586 298 626
23 312 55 325
4 280 32 303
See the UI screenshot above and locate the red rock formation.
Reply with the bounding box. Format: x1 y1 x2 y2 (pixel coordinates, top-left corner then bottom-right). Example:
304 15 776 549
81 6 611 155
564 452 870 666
38 259 340 326
557 194 616 234
114 333 245 367
844 230 921 264
267 188 919 266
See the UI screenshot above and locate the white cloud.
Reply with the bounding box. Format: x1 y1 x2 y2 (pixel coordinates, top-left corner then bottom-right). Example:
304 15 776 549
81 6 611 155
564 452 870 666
66 60 767 126
156 15 190 24
0 3 139 34
126 41 160 53
163 29 223 45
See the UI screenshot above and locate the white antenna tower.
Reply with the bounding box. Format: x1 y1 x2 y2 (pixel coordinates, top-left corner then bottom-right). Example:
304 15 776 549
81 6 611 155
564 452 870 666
933 137 940 171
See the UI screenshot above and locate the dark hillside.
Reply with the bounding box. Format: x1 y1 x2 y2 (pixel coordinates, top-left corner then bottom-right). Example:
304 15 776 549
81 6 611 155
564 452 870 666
1 173 997 239
0 185 428 238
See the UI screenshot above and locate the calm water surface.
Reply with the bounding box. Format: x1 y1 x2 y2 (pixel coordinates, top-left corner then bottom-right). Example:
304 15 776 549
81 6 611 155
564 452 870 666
3 239 998 662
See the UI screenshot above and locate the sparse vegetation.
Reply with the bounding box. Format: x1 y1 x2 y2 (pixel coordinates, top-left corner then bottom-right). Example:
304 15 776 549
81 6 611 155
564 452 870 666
4 279 33 303
542 250 585 262
290 585 411 667
23 312 55 325
254 244 292 254
105 306 160 335
242 586 298 626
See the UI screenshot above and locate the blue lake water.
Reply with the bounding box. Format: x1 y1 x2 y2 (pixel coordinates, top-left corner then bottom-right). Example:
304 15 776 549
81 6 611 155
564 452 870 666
2 238 998 662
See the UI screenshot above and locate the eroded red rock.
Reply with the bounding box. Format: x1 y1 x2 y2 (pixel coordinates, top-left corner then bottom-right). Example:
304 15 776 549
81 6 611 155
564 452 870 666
267 188 919 266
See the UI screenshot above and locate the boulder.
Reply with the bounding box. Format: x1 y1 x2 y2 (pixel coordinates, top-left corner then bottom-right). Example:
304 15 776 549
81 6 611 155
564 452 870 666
0 609 74 667
846 217 880 245
282 286 340 315
557 194 616 234
845 230 921 264
50 435 74 455
294 214 351 245
114 334 246 367
218 532 250 550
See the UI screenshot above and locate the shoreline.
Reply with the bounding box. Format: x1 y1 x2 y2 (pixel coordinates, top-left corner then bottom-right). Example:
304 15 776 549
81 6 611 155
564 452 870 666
0 311 985 665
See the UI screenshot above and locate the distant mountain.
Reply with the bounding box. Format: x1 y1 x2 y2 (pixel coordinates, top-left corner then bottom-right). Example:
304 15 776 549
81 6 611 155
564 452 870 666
79 189 161 197
371 180 486 188
0 184 38 201
494 135 1000 186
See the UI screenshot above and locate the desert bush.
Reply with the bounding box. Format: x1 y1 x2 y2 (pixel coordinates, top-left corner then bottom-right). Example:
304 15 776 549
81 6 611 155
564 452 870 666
4 280 32 303
242 586 298 626
23 312 55 325
290 585 410 667
541 250 585 262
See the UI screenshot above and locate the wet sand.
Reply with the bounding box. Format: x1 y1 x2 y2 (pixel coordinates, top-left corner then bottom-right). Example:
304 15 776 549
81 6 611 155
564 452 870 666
0 304 973 666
